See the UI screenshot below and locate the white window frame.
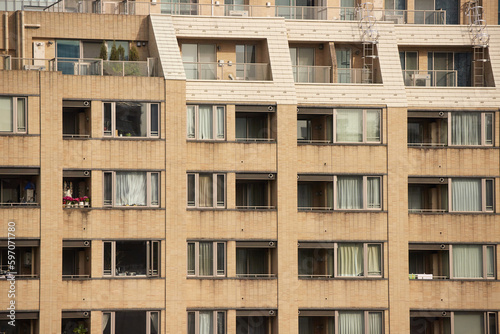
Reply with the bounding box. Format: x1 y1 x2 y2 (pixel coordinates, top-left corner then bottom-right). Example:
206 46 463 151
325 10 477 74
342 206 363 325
298 242 383 278
103 171 160 207
448 111 494 146
103 240 160 277
187 310 226 334
103 102 160 138
187 173 226 208
187 241 226 277
333 175 383 211
102 310 160 334
186 105 225 140
449 244 496 279
333 109 381 144
448 178 494 212
0 96 27 134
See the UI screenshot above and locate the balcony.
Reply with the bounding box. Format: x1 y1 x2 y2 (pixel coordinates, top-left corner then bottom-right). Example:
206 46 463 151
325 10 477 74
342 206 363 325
236 107 276 142
1 56 158 77
235 173 277 210
63 170 91 208
0 240 39 279
236 241 277 278
0 169 39 207
403 70 457 87
62 240 91 279
63 100 91 139
183 62 271 81
293 65 331 83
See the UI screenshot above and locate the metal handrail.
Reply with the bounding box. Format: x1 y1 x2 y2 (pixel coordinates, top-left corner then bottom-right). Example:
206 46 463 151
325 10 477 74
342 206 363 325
236 273 276 278
298 206 334 211
235 205 276 210
408 209 447 213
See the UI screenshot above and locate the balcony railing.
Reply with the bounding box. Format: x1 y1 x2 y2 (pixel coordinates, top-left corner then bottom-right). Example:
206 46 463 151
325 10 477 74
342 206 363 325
293 65 331 83
337 68 373 84
0 202 39 207
403 70 458 87
0 56 157 77
235 205 276 210
236 273 276 278
298 206 334 211
183 62 271 81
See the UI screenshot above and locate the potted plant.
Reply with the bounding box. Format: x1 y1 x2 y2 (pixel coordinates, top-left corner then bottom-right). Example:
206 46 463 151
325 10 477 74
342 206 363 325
73 324 88 334
82 196 90 207
63 196 73 208
72 197 80 208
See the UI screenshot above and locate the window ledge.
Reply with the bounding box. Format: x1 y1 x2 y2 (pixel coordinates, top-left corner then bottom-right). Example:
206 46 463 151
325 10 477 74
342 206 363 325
298 142 386 147
96 207 164 210
409 278 497 282
96 277 164 280
0 205 40 209
408 146 498 150
187 276 278 280
298 277 386 281
0 133 37 137
299 209 387 213
408 211 495 215
99 137 163 141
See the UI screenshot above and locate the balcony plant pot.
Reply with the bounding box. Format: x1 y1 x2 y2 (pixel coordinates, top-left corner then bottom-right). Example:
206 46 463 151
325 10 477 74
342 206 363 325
79 202 84 207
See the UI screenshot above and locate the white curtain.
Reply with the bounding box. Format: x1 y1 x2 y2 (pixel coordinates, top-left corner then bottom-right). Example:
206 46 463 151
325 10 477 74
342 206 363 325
452 112 481 145
199 174 213 207
199 311 213 334
187 106 195 138
339 311 364 334
338 243 364 276
337 176 363 209
0 97 12 132
217 107 225 139
151 173 159 206
454 313 484 334
369 313 383 334
199 106 213 139
150 312 159 334
368 244 381 276
367 177 381 209
116 172 146 206
102 313 110 332
336 110 363 142
453 245 482 278
199 242 213 276
452 179 481 212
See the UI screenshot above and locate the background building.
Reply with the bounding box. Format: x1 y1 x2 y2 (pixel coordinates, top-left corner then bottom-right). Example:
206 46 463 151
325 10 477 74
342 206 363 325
0 0 499 333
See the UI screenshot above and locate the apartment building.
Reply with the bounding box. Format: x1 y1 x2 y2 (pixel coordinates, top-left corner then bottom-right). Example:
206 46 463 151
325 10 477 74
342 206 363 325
0 0 499 332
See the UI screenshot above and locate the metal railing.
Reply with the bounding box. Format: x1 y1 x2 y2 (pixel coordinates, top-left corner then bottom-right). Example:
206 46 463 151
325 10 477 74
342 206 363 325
236 273 276 278
235 205 276 210
298 206 334 211
293 65 331 83
402 70 458 87
1 56 157 77
183 62 271 81
408 142 447 147
337 68 373 84
0 202 39 207
298 274 334 278
408 208 448 213
298 139 333 144
62 274 91 279
235 137 275 142
63 133 91 138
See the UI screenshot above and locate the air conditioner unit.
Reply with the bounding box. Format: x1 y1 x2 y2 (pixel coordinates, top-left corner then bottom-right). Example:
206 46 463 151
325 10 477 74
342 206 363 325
229 10 248 16
411 73 431 87
385 14 405 24
24 64 46 71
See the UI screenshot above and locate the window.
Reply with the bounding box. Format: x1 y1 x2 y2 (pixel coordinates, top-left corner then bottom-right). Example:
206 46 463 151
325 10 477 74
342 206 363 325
428 52 472 87
297 108 381 144
298 242 382 278
409 244 495 279
0 239 39 278
102 311 159 334
103 171 159 207
290 47 315 83
103 241 159 277
181 43 217 80
0 312 39 334
187 173 225 208
236 113 270 141
299 310 384 334
0 96 26 133
236 44 257 80
187 105 225 140
62 311 90 334
410 311 497 334
187 310 225 334
62 240 91 279
451 178 493 212
399 51 418 86
187 241 225 277
236 315 271 334
103 102 159 138
236 241 277 277
408 111 493 147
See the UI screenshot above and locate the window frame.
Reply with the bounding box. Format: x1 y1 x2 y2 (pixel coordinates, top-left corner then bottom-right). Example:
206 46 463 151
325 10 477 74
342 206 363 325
187 173 226 208
448 111 494 147
333 175 383 211
410 311 497 334
449 244 496 279
298 242 383 279
103 171 160 207
102 240 160 278
334 109 381 144
187 241 226 277
103 102 160 138
449 178 494 213
186 105 225 141
0 96 27 134
187 310 226 334
102 310 160 334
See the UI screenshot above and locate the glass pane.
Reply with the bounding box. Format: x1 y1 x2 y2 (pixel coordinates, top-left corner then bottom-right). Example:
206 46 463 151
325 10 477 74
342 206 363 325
454 313 484 334
338 243 364 276
103 103 112 136
217 107 225 139
367 177 381 209
487 246 495 278
217 243 225 275
368 244 382 276
150 312 160 334
200 311 214 334
188 312 196 334
116 172 147 206
236 117 247 139
452 179 481 212
103 242 112 275
199 242 213 276
297 119 310 141
103 172 113 205
339 311 364 334
115 311 146 334
406 52 418 70
102 313 112 334
56 40 80 75
187 106 196 138
369 312 383 334
485 113 493 145
217 175 225 207
115 102 147 137
236 249 248 275
151 241 159 276
453 245 483 278
486 179 494 211
16 98 26 133
115 241 147 275
336 110 363 142
337 176 363 209
0 97 12 132
150 104 159 137
199 174 213 207
187 243 195 275
217 312 225 334
151 173 159 206
451 112 481 145
366 110 380 142
489 313 497 334
187 174 195 206
198 106 213 139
